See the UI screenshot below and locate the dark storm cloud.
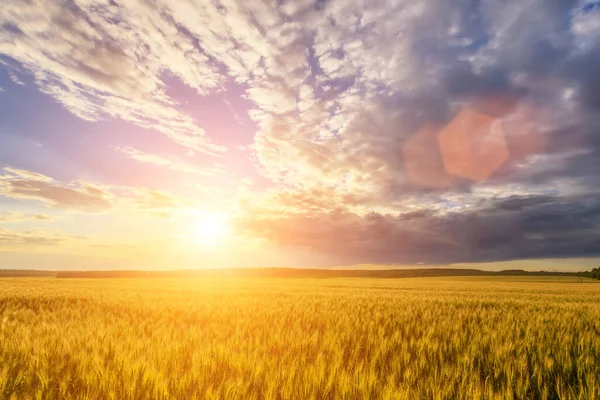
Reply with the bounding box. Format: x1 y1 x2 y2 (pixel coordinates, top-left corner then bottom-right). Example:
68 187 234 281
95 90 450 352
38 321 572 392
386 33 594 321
238 192 600 264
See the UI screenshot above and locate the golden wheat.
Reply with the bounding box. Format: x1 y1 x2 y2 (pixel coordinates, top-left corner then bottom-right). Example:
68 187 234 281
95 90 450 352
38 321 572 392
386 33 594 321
0 277 599 399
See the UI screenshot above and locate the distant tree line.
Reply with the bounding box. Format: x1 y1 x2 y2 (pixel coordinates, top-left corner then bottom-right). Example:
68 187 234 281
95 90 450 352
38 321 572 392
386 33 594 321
0 270 57 277
56 268 580 279
579 267 599 281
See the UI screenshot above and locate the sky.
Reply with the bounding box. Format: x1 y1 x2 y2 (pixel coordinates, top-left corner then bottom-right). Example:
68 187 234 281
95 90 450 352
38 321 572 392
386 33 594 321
1 0 600 271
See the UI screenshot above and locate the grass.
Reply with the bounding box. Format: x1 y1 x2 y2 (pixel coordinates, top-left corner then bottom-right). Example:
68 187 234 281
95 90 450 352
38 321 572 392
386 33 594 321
0 276 599 399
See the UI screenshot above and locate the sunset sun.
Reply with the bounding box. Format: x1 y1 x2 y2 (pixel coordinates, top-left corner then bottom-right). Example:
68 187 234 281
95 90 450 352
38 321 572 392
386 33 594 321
193 213 231 244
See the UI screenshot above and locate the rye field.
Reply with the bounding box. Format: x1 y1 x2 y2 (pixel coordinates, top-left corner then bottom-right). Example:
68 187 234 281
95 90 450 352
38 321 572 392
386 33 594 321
0 276 599 400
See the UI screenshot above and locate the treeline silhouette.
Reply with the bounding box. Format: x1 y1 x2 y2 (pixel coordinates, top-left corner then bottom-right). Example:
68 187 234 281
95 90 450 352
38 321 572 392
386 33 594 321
50 268 580 279
579 267 599 281
0 270 57 277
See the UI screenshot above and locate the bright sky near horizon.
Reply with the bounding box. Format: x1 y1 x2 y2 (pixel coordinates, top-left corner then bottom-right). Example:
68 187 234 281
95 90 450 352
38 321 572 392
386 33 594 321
1 0 600 271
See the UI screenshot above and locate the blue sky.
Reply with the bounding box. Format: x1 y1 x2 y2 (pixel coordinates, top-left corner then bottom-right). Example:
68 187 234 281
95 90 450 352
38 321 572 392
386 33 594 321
1 0 600 270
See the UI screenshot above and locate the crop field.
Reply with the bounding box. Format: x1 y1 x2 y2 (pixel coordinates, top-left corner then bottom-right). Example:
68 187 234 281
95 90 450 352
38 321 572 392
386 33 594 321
0 276 599 399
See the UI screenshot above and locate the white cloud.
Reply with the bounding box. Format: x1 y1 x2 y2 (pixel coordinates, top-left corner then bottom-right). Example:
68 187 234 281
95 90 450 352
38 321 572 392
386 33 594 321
572 2 600 37
2 166 53 182
0 166 116 212
116 147 223 177
2 0 600 250
0 0 224 154
8 72 25 85
0 166 200 218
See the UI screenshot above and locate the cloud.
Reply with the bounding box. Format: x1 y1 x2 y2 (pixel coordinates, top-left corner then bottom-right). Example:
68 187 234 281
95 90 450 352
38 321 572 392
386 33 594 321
236 190 600 264
8 71 25 85
133 188 185 210
0 166 113 212
0 166 201 219
71 185 195 220
3 0 600 264
233 0 600 264
2 167 53 182
0 228 87 251
0 213 55 223
116 147 222 177
0 0 224 154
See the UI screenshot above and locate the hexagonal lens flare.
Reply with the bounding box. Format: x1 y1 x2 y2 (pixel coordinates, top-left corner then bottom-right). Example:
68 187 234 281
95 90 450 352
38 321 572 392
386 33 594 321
437 109 509 182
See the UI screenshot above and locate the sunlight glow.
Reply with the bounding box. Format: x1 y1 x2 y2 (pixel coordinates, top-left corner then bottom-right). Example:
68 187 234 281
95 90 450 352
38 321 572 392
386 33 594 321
194 213 231 245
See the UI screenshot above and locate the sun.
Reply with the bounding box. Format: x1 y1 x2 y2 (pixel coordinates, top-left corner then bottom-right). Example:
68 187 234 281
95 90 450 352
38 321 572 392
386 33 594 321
194 213 231 244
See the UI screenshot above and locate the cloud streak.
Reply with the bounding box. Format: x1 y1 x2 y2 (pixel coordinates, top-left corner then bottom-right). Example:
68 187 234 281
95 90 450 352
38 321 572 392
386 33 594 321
116 147 222 177
0 228 87 251
1 167 113 212
0 213 55 223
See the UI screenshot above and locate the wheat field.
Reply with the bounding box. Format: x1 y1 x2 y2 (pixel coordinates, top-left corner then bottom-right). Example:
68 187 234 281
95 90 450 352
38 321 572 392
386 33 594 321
0 276 599 399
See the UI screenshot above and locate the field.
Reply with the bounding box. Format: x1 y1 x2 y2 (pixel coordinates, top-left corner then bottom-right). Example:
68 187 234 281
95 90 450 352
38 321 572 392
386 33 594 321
1 276 599 399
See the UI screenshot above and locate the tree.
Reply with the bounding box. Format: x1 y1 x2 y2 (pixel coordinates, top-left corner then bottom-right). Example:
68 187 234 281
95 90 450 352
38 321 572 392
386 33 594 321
592 267 600 281
578 267 599 282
